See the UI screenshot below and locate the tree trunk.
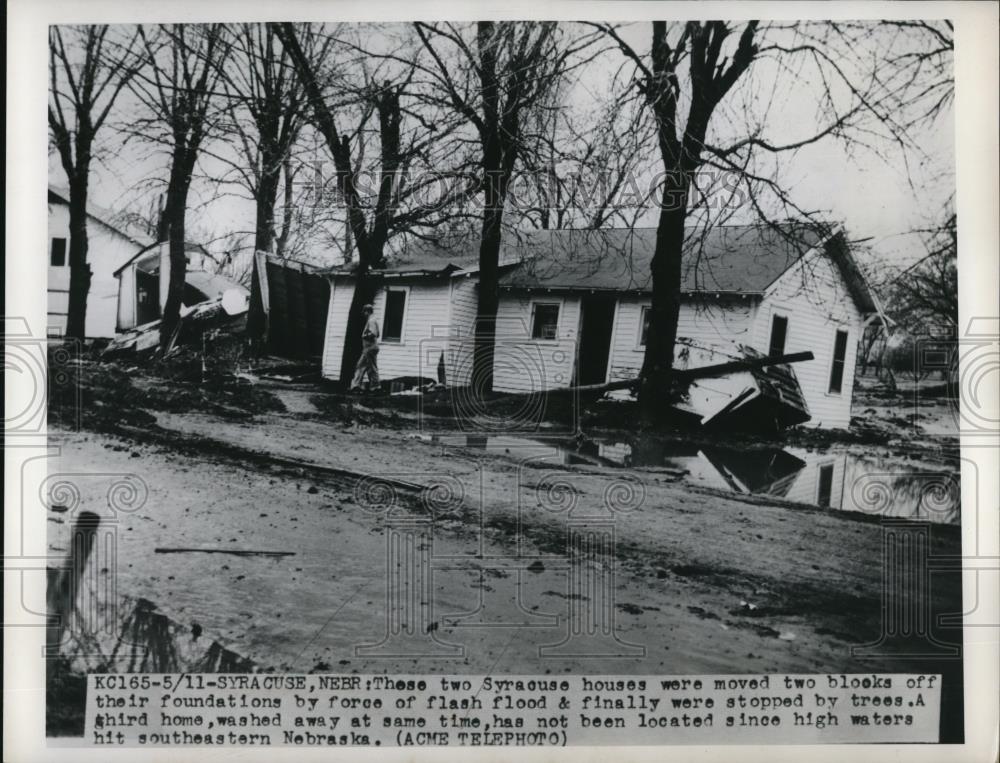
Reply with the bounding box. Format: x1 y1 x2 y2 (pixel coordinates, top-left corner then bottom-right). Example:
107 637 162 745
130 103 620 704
158 172 190 352
473 204 503 395
638 180 689 421
338 273 377 385
254 148 282 254
64 177 92 340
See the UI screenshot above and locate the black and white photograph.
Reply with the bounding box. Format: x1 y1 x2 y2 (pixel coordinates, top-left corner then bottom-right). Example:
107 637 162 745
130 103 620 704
4 1 999 759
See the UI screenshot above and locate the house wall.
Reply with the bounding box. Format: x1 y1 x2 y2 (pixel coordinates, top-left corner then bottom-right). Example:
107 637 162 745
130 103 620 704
445 276 479 386
752 249 863 429
493 292 582 393
320 278 356 381
321 277 458 384
370 279 454 382
607 296 760 383
48 200 145 338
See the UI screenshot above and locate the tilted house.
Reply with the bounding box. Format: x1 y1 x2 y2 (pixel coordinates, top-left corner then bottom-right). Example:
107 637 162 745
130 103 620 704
321 246 489 387
496 224 885 429
47 186 152 337
321 224 884 429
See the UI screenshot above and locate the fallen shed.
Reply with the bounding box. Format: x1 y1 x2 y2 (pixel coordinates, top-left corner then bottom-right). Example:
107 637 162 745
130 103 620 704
246 252 330 361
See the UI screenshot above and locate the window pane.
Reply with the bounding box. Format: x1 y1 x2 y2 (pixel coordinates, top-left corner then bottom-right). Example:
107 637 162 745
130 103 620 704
640 306 650 346
383 290 406 341
828 329 848 393
51 238 67 267
768 315 787 357
531 304 559 340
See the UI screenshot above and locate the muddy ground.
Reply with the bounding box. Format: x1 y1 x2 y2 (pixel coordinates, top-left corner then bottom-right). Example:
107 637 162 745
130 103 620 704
45 359 964 739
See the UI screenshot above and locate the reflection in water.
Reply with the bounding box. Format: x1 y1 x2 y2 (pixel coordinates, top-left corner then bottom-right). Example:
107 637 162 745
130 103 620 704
433 434 960 525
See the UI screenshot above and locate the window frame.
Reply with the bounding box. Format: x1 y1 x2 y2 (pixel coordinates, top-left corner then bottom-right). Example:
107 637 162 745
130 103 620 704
529 300 562 342
816 462 835 507
637 304 652 349
381 285 410 344
768 313 789 358
50 237 68 267
827 327 850 395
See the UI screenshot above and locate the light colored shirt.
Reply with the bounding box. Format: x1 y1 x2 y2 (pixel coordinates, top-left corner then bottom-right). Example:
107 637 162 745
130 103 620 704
362 316 380 344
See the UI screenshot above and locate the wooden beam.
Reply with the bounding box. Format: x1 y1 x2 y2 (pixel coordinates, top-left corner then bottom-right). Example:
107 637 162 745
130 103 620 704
562 351 815 395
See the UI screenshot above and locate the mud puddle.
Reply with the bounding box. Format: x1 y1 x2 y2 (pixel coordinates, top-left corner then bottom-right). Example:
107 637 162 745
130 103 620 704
431 435 960 524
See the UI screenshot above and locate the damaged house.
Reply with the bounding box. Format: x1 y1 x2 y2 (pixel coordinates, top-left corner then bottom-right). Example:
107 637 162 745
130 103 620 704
320 224 885 429
113 241 248 333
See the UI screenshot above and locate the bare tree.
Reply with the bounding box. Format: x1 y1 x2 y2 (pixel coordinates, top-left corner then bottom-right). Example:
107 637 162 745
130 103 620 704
888 208 958 338
415 21 601 392
49 25 140 339
277 22 480 380
129 24 227 350
594 20 953 419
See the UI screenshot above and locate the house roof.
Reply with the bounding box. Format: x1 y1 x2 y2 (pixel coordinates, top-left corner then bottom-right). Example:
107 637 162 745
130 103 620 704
112 240 212 277
48 185 153 249
185 270 248 302
320 223 884 317
498 224 831 295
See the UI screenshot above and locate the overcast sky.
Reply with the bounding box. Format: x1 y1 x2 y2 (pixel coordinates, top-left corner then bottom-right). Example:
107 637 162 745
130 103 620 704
51 20 955 276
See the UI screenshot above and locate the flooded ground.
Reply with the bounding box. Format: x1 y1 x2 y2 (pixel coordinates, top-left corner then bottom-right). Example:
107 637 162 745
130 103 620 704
43 361 965 739
430 434 960 525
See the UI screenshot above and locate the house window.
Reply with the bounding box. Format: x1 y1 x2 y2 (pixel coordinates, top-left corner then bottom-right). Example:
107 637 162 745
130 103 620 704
531 303 560 340
639 306 651 346
50 237 67 267
828 329 849 394
382 289 407 342
768 314 788 357
817 463 835 507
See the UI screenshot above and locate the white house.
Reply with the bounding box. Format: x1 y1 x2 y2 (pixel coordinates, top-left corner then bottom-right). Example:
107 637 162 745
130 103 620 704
47 186 151 338
321 254 483 386
320 224 885 429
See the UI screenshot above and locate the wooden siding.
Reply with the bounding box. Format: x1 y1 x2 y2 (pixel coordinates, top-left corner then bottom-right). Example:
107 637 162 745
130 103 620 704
445 276 479 386
258 257 330 359
369 280 454 382
752 249 862 429
321 278 355 380
493 293 581 393
608 296 760 382
48 201 144 338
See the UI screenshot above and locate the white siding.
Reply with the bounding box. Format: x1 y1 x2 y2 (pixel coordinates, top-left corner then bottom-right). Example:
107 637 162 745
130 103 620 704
608 296 760 382
493 292 581 393
370 281 453 382
48 200 146 338
752 250 862 429
445 276 479 386
321 278 356 380
116 264 136 331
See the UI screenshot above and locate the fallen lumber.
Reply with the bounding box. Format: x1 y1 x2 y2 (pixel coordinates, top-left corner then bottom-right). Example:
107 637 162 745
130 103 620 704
154 547 295 558
565 351 816 395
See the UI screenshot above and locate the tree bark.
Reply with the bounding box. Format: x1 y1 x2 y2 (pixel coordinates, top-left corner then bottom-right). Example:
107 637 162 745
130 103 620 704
158 159 193 352
64 173 92 340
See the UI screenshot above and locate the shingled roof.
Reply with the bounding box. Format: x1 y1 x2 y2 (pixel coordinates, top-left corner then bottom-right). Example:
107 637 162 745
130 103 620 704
498 224 830 294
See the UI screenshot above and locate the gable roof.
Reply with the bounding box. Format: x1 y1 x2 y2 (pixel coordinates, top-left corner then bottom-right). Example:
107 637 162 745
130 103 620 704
498 224 831 295
48 185 153 249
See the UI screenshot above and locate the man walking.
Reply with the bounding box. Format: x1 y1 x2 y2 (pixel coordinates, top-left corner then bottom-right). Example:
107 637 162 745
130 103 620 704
350 303 380 392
